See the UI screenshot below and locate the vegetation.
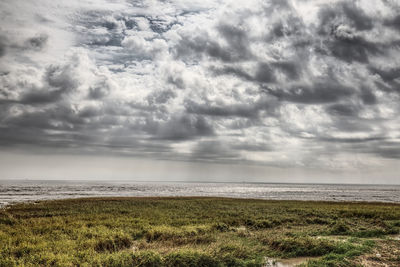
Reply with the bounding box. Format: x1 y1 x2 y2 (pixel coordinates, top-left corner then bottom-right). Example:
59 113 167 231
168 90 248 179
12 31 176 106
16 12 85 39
0 197 399 266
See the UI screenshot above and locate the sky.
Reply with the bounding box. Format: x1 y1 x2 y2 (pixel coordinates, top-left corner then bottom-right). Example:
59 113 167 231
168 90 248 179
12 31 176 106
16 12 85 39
0 0 400 184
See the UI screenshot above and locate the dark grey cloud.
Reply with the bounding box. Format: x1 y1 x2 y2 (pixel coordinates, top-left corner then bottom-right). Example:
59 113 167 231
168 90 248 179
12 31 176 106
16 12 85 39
360 87 377 105
271 22 286 38
370 66 400 83
341 2 373 31
166 75 185 89
272 61 302 80
263 81 354 104
373 146 400 159
18 63 80 104
151 114 214 141
45 65 80 92
184 94 279 120
185 100 258 118
217 24 252 60
174 34 234 62
210 66 255 81
0 35 6 57
370 66 400 90
26 34 48 51
147 90 176 105
190 140 239 161
384 15 400 32
327 103 360 117
327 139 400 160
318 2 373 33
316 136 386 145
332 118 374 133
231 141 272 152
88 79 111 99
369 66 400 93
255 63 276 83
267 15 306 41
328 27 380 63
78 105 103 118
20 88 65 104
328 103 360 117
210 62 278 84
147 16 181 34
175 22 255 62
89 86 109 99
316 2 383 63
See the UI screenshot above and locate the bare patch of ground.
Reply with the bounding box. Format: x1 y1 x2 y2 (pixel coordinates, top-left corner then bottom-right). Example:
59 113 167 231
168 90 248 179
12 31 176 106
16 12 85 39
352 240 400 267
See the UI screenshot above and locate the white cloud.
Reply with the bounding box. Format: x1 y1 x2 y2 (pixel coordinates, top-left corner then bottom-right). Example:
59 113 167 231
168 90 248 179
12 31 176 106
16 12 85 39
1 0 400 182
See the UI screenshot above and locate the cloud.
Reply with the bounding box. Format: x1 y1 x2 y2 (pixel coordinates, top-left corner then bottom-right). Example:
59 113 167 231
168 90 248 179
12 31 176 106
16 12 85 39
190 140 239 161
0 35 7 57
154 114 214 141
384 15 400 32
264 80 354 104
327 103 360 117
0 0 400 176
26 34 48 51
326 25 380 63
121 35 168 59
88 79 111 99
174 33 235 62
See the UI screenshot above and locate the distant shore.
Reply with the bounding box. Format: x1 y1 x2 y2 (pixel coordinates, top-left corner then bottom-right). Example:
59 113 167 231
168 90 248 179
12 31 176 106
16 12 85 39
1 197 400 266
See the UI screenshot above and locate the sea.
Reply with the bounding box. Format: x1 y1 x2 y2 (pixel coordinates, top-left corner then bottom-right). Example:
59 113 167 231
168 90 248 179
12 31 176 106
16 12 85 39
1 180 400 207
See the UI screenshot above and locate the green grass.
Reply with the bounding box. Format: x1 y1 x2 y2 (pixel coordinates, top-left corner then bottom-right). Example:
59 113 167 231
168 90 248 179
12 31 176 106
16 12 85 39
0 197 399 266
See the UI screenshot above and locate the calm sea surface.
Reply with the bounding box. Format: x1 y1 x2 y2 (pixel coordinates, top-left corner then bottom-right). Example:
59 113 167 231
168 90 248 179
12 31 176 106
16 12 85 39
1 180 400 207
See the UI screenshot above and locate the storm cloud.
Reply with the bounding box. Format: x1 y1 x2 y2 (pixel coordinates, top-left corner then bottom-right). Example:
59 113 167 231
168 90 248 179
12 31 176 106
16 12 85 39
0 0 400 181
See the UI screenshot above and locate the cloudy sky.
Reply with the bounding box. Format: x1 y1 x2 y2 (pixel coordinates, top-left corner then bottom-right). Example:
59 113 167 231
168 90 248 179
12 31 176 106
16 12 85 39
0 0 400 183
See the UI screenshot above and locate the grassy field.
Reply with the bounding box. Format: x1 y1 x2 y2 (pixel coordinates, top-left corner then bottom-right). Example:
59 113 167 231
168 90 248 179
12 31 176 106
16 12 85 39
1 197 400 267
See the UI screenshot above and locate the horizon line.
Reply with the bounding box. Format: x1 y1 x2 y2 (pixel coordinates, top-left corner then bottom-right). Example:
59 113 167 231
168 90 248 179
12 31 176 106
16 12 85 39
1 179 399 186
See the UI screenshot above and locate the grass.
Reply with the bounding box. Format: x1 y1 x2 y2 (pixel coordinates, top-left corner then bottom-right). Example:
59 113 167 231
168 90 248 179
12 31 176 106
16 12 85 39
0 197 399 266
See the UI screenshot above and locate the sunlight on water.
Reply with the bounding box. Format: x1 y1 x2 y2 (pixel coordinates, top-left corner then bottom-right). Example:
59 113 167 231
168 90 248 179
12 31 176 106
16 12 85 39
265 257 315 267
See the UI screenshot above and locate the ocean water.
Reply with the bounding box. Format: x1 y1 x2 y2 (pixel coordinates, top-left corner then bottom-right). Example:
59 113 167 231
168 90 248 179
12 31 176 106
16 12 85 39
1 180 400 207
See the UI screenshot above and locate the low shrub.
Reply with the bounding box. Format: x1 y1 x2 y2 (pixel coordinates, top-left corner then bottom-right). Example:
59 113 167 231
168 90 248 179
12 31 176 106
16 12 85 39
212 222 230 232
330 221 350 235
102 251 162 267
306 217 330 225
0 217 14 226
94 235 132 252
268 237 337 257
163 250 221 267
352 229 386 238
132 251 163 267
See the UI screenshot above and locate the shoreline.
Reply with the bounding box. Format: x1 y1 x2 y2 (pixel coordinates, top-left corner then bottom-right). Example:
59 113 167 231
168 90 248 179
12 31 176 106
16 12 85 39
2 195 400 210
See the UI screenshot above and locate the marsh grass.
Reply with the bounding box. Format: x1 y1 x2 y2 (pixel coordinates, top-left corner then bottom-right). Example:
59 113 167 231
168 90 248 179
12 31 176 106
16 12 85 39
1 197 399 266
